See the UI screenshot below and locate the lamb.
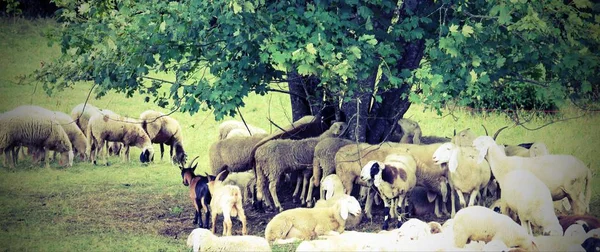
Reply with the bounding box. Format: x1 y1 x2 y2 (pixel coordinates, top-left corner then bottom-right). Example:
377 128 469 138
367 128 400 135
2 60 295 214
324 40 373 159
217 119 267 140
222 171 256 206
0 111 73 168
313 178 362 229
208 170 247 236
180 157 212 228
500 169 563 236
264 194 361 244
139 110 186 165
186 228 271 252
335 142 448 218
86 110 154 165
432 142 491 217
360 153 418 229
473 135 592 215
209 133 268 175
452 206 538 251
253 122 347 212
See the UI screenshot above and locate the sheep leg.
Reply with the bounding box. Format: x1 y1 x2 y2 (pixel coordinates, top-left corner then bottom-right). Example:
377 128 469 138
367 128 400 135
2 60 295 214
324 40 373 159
160 143 164 161
300 169 311 206
381 196 392 230
123 145 130 163
43 148 50 168
97 139 108 166
364 186 374 220
456 189 466 209
269 177 284 212
468 190 479 207
306 175 315 207
292 172 302 203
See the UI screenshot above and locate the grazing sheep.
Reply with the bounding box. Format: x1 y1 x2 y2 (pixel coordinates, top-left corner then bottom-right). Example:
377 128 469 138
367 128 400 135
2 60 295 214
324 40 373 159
254 122 347 212
86 110 154 165
222 171 256 206
264 194 361 244
209 133 268 175
71 103 122 159
186 228 271 252
217 120 267 140
139 110 186 165
452 206 538 251
473 135 592 215
432 142 491 217
208 170 248 236
0 110 73 168
309 137 353 205
500 169 563 236
360 153 418 229
180 157 212 228
51 110 88 161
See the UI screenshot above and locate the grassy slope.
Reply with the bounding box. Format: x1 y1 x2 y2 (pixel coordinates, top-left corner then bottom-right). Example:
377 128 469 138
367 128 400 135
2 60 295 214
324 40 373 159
0 18 599 251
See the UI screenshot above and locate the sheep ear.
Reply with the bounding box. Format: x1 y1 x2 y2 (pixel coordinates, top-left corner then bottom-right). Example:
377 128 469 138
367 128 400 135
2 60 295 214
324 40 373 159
475 142 487 164
339 201 349 220
449 148 459 173
325 188 333 200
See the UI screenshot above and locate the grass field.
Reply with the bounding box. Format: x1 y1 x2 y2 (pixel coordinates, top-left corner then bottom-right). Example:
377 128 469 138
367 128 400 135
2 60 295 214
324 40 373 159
1 18 599 251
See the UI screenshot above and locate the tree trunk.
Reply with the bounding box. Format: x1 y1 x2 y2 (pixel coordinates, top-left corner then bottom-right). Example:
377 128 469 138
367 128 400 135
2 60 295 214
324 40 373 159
341 75 377 142
287 70 312 122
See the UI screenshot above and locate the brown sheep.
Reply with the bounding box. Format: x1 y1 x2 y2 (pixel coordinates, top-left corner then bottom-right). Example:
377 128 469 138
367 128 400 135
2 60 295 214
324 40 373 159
140 110 186 165
254 122 347 212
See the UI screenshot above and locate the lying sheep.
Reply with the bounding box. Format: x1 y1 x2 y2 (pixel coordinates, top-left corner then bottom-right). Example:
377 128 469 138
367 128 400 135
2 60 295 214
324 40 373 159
432 142 491 217
208 170 247 236
264 194 361 244
453 206 538 251
313 182 362 229
254 122 347 212
217 120 267 140
0 110 73 168
186 228 271 252
501 169 563 236
473 135 592 215
139 110 186 165
360 153 418 229
86 110 154 165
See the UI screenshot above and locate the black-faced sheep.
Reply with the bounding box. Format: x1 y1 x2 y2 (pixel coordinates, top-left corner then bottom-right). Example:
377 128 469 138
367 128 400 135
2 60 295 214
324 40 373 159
217 119 267 140
139 110 186 165
253 122 347 212
180 157 212 228
86 110 154 165
186 228 271 252
473 135 592 215
264 194 361 244
207 170 248 236
0 110 73 168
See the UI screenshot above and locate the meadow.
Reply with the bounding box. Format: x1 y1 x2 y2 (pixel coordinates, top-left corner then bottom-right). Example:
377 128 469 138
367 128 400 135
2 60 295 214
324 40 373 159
0 18 599 251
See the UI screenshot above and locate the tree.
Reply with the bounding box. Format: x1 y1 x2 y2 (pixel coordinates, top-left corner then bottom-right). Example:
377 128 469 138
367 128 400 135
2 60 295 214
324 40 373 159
37 0 600 143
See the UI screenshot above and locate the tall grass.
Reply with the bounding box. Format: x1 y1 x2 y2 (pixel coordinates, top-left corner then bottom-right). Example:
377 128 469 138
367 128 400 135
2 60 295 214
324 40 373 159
0 17 599 251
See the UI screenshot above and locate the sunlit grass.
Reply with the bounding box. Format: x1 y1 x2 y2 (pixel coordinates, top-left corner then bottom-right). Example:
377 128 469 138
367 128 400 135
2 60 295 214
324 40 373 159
1 17 600 252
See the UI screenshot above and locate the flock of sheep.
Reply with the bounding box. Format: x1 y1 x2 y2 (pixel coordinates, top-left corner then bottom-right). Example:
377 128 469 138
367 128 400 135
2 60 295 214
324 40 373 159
0 103 186 169
184 116 599 251
2 103 599 251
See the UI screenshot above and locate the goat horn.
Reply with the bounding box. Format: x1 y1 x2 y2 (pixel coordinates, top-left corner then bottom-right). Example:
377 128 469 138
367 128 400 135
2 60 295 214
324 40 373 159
492 126 509 140
188 156 199 168
481 124 489 136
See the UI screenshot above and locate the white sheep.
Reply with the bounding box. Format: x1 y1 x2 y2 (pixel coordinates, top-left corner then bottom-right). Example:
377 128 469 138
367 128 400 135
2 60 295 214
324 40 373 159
453 206 538 251
360 153 417 229
432 142 491 217
207 170 247 236
86 110 154 165
222 170 255 205
504 142 549 157
71 103 122 159
264 194 361 244
313 193 363 229
473 136 592 215
186 228 270 252
0 111 73 168
532 235 586 252
139 110 186 165
217 119 267 140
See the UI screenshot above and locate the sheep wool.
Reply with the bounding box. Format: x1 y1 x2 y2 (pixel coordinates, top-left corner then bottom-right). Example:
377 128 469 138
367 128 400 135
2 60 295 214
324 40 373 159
139 110 186 164
186 228 270 252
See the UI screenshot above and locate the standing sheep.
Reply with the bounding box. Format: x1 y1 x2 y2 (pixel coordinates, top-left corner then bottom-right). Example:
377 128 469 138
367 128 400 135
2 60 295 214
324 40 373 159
309 137 353 205
0 111 73 168
452 206 538 251
473 136 592 215
218 119 267 140
254 122 347 212
139 110 186 165
209 133 268 175
432 142 491 216
86 110 154 165
264 194 361 244
71 103 122 159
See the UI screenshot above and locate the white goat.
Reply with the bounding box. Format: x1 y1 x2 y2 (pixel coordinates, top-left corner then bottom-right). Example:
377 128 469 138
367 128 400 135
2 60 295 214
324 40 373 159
207 170 247 236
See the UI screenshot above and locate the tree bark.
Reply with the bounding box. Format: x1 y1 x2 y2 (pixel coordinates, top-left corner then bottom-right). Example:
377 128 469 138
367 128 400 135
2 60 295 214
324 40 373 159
341 75 377 142
287 70 312 122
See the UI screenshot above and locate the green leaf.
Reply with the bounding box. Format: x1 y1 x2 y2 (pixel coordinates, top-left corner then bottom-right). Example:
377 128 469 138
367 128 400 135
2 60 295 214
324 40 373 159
496 57 506 68
232 2 242 14
461 25 474 37
449 24 459 33
78 3 90 15
297 64 316 75
243 1 255 13
359 34 377 46
348 46 362 59
573 0 592 9
469 70 478 83
306 43 317 55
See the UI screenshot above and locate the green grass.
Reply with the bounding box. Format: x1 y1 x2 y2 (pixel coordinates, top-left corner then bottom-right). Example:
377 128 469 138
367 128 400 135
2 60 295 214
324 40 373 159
1 17 600 251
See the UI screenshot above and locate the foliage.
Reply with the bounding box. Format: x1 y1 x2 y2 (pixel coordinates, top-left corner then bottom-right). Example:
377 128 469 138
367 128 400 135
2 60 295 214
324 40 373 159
36 0 600 122
0 0 58 17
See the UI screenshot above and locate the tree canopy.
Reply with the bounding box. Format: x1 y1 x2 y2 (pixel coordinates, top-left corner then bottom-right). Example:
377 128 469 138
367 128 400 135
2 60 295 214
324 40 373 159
37 0 600 142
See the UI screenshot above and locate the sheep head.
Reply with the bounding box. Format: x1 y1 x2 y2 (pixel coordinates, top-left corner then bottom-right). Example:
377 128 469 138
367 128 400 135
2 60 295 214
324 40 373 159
139 145 155 163
529 142 549 157
432 142 459 173
321 175 340 200
452 128 477 147
472 136 495 164
397 118 422 144
336 195 361 220
360 160 382 187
